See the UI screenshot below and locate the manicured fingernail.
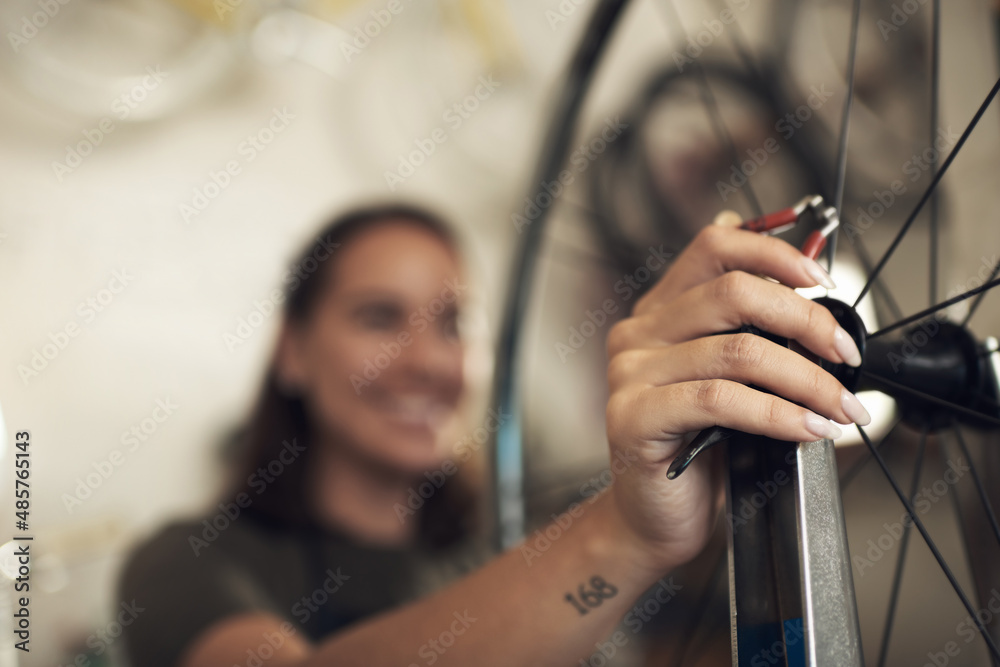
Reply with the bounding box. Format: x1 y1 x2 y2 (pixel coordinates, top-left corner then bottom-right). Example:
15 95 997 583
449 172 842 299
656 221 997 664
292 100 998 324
834 326 863 367
802 257 837 289
804 412 843 440
713 210 743 227
842 389 871 426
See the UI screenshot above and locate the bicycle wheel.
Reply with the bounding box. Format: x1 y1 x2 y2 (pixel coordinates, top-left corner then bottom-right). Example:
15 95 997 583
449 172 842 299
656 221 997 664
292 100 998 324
662 2 1000 665
490 0 1000 664
629 1 1000 664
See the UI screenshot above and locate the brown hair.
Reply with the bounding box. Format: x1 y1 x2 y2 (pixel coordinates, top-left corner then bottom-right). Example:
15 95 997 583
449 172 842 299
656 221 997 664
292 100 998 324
231 204 477 548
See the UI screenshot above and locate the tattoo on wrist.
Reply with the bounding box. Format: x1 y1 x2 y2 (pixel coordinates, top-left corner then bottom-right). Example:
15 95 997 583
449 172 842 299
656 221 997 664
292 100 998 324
563 576 619 615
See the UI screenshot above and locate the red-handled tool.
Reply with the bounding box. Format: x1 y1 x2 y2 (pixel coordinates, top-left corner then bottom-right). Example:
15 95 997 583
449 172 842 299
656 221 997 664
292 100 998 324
740 193 841 261
740 194 824 235
800 205 840 260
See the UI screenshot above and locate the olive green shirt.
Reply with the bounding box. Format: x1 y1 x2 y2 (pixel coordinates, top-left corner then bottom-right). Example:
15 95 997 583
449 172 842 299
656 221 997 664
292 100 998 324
118 510 485 667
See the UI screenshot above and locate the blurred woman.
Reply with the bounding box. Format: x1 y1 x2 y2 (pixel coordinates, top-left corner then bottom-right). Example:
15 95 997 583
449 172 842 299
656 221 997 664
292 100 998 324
120 206 866 666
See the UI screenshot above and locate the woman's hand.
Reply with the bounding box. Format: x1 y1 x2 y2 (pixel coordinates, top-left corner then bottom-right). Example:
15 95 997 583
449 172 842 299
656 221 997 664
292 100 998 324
604 214 871 573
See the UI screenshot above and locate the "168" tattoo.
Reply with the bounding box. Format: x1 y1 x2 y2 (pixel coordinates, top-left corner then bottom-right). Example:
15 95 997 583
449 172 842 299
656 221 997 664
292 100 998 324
564 576 619 615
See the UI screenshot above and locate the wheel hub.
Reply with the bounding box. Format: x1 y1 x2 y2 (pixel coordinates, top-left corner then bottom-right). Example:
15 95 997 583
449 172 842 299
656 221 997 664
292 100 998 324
814 297 1000 431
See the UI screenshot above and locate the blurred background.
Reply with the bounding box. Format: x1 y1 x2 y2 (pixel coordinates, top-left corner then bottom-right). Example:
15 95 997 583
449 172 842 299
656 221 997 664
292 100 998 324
0 0 998 664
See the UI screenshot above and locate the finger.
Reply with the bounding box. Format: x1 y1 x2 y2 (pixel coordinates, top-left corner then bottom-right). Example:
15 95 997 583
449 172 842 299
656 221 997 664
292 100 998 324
608 381 844 461
622 271 861 366
607 335 871 427
634 224 835 311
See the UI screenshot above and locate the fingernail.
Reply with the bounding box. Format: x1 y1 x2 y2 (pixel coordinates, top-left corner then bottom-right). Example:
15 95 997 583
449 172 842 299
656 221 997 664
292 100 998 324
802 257 837 290
804 412 843 440
841 389 871 426
834 326 863 367
713 210 743 227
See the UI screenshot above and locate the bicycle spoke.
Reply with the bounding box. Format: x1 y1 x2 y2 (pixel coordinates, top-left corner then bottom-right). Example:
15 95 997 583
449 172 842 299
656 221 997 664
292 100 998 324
929 0 941 307
861 371 1000 427
867 275 1000 339
854 75 1000 308
952 423 1000 549
839 444 874 489
656 0 764 218
840 417 904 488
962 258 1000 327
876 428 928 667
858 426 1000 663
842 229 905 323
828 0 864 272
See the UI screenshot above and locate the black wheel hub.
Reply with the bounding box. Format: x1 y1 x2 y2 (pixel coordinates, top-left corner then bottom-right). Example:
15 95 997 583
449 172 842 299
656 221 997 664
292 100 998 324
814 297 1000 431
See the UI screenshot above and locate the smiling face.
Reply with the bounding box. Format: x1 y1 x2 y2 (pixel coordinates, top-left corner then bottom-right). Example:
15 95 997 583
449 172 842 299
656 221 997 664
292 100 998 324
276 219 466 477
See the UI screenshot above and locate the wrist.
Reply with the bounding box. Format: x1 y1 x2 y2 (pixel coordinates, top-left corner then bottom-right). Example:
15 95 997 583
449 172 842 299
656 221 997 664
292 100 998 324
586 488 677 585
